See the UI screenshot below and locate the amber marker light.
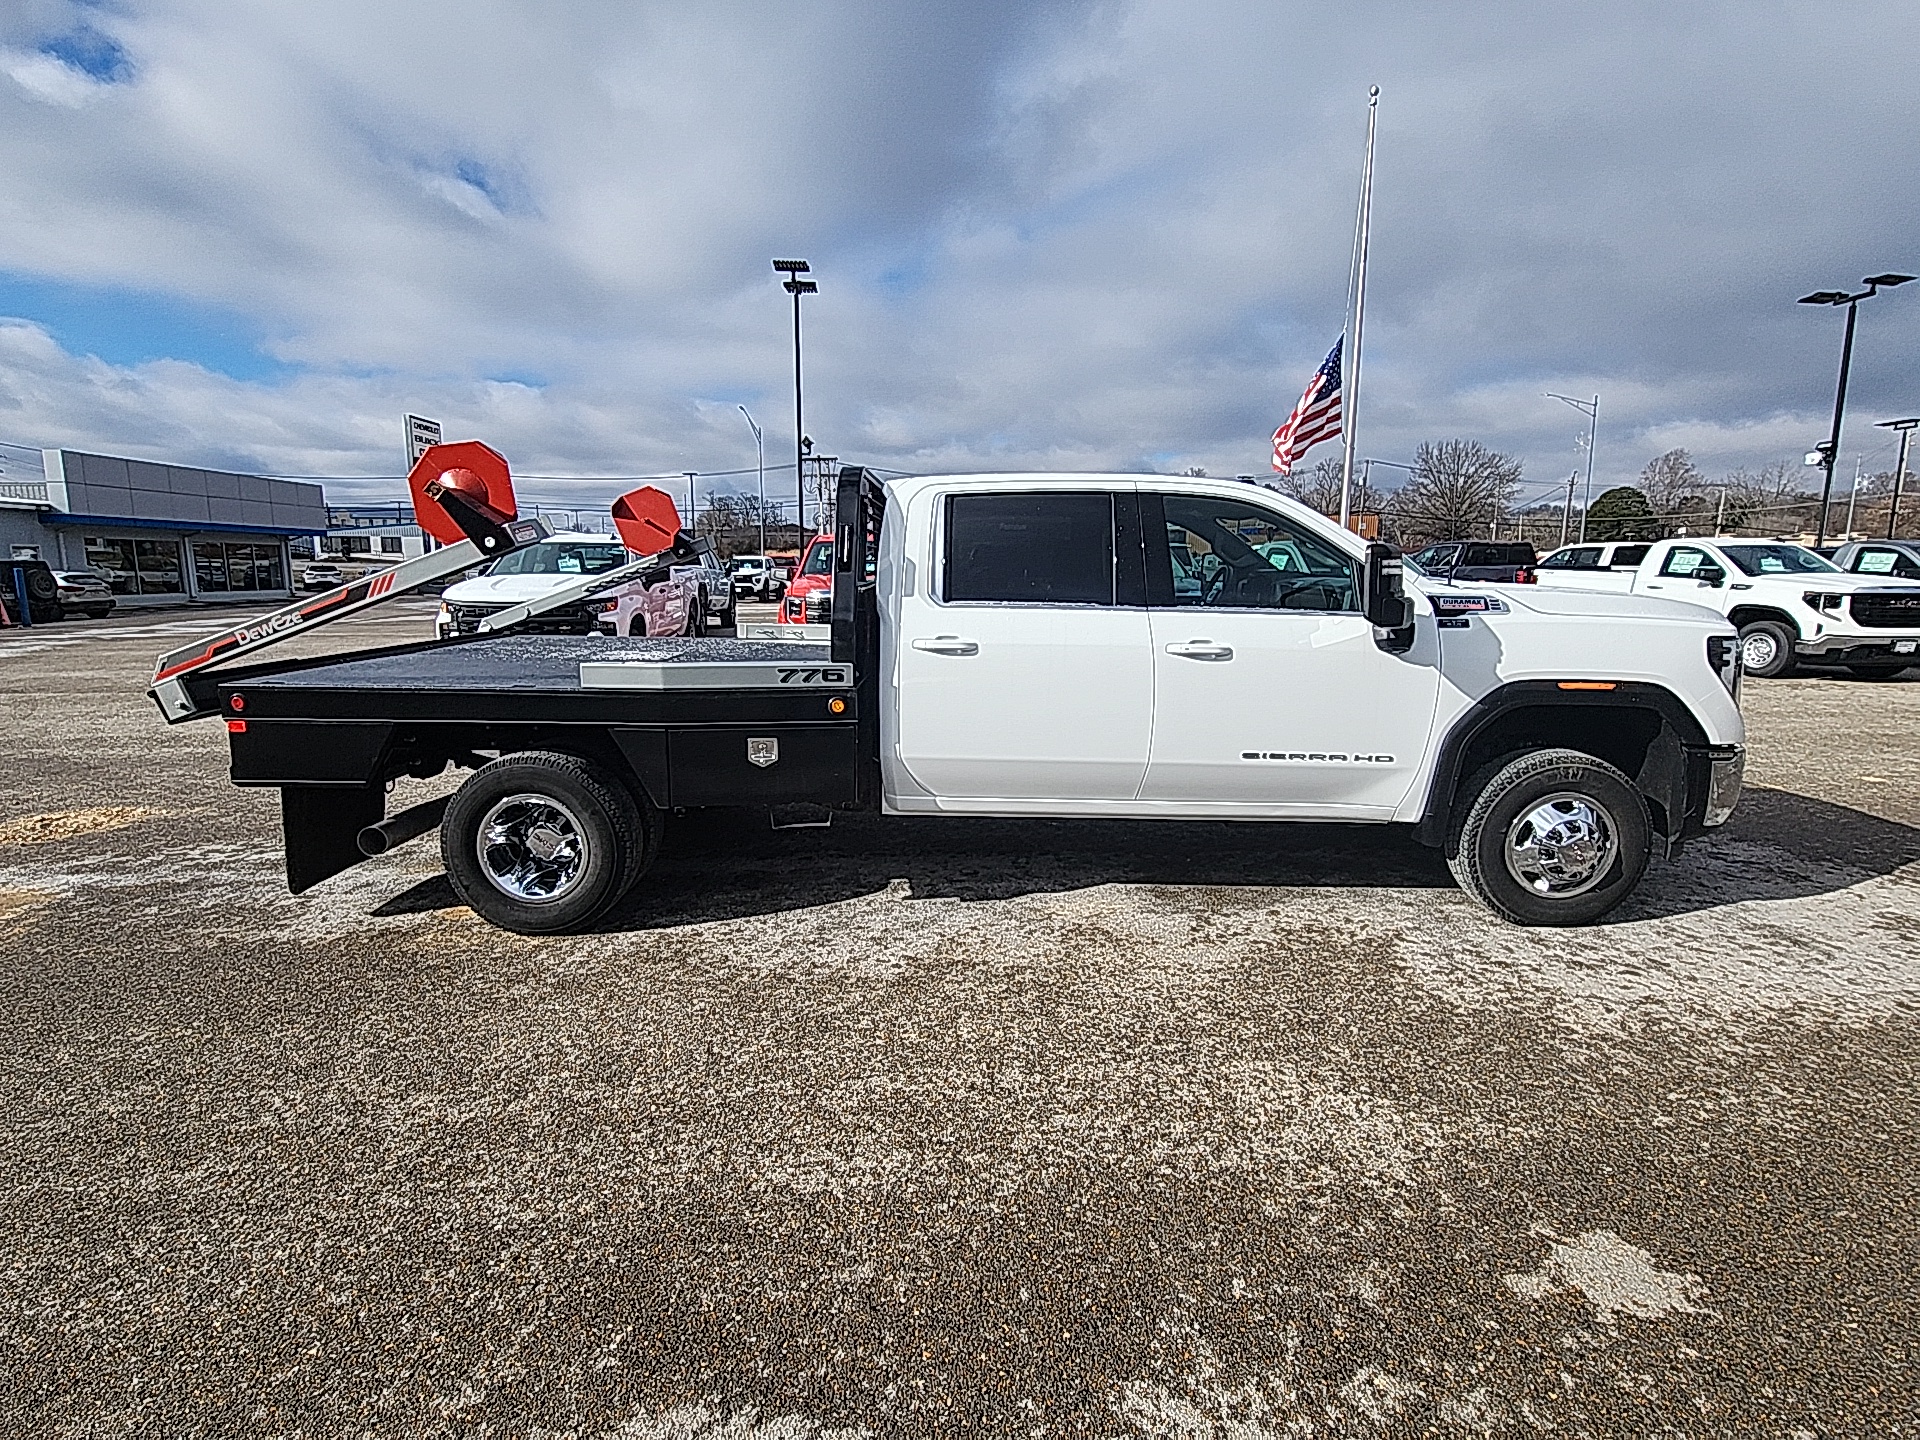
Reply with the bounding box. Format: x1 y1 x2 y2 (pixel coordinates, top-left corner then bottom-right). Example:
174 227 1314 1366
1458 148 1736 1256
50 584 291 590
828 697 847 714
1557 681 1617 691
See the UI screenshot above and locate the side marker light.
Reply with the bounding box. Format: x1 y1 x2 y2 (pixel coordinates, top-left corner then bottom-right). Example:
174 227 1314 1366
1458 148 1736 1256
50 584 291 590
226 719 248 733
828 697 847 715
229 694 245 711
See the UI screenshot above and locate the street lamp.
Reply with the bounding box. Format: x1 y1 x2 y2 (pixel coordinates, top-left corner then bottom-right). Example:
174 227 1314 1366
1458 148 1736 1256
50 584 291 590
1546 392 1599 542
739 405 766 553
1798 273 1915 545
1878 417 1920 539
773 259 817 534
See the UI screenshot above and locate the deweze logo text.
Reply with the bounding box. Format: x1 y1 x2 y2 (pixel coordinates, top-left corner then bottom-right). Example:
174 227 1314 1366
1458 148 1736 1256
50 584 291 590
234 612 305 646
1242 751 1395 763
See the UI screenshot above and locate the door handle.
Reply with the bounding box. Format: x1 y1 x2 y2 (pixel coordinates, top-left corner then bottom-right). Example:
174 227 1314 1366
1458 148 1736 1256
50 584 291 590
912 635 978 655
1166 640 1234 661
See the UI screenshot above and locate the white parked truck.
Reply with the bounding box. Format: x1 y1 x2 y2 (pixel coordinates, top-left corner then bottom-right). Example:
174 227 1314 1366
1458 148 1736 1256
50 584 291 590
154 466 1749 934
1532 536 1920 678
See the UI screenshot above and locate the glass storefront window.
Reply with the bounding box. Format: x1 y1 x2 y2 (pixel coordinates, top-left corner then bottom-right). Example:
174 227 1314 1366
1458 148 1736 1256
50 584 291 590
193 542 229 592
135 539 185 593
85 537 139 595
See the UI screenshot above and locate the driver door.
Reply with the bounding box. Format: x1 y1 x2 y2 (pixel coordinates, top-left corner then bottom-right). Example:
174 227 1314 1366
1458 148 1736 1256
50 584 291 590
1140 491 1439 816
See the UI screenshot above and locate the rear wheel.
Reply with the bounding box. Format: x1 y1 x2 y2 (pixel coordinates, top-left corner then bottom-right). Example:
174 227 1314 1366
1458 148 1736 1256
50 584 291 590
1448 748 1651 926
442 751 655 934
1737 620 1796 679
690 591 709 637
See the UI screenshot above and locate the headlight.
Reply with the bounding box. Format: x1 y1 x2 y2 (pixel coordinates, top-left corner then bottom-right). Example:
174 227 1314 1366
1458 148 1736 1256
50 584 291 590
1802 591 1843 612
436 604 452 624
1705 634 1741 698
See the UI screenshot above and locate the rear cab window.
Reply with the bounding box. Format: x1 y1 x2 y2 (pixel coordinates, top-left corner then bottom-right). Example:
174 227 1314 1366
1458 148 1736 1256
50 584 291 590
943 492 1118 605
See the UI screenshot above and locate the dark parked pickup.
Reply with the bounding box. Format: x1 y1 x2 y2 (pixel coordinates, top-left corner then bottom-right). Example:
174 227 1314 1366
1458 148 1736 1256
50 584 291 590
1407 541 1538 584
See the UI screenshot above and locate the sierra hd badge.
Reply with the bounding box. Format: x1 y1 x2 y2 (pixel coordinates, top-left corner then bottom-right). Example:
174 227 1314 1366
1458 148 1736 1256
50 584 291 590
748 737 779 768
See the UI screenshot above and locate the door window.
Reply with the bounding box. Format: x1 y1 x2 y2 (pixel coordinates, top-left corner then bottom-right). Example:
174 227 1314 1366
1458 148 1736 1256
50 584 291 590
944 492 1115 605
1610 544 1650 568
1150 494 1356 611
1850 547 1920 578
1540 547 1602 569
1659 546 1711 578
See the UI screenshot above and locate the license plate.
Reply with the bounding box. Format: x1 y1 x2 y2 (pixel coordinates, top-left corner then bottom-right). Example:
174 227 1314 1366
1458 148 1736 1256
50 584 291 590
1896 640 1917 654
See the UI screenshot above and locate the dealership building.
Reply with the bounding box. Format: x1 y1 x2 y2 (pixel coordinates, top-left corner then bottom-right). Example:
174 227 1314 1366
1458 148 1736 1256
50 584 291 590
0 447 326 607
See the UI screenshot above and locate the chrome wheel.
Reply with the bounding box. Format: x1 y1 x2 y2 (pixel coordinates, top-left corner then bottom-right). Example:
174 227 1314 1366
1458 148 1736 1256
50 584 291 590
1504 791 1619 898
476 793 589 903
1740 630 1779 673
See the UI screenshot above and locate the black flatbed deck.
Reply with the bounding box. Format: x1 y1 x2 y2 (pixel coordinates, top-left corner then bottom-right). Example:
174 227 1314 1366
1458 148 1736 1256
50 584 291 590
243 635 832 692
219 635 849 725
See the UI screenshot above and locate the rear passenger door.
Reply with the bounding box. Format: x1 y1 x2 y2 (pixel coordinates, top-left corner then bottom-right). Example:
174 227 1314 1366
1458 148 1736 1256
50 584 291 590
893 486 1153 802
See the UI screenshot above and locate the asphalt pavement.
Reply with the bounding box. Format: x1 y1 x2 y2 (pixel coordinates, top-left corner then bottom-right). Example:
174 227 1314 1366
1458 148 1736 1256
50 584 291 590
1 605 1915 1437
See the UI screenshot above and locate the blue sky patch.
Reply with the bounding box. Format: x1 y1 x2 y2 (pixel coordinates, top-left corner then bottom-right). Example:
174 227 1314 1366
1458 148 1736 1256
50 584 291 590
41 25 132 84
0 273 289 381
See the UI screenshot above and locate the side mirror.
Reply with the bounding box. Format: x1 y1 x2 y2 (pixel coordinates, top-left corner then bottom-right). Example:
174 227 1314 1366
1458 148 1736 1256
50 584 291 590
1363 542 1415 652
1696 565 1726 587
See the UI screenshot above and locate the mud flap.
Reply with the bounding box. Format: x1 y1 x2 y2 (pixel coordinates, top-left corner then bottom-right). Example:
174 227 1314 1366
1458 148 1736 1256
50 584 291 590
282 784 384 894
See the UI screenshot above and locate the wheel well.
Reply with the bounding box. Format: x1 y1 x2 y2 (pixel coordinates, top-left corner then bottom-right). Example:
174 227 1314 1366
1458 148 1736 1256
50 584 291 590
1727 604 1800 635
1420 696 1691 849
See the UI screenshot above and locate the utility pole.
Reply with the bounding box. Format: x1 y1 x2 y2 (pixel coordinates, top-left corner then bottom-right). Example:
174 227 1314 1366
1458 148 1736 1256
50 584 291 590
773 260 817 535
1559 472 1577 547
1339 86 1379 530
684 473 698 537
1547 393 1599 542
1798 274 1915 546
1844 458 1862 539
1715 487 1727 535
1878 418 1918 538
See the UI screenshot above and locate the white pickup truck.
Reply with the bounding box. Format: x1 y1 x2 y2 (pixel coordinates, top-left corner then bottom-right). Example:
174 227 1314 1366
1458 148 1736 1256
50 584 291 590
170 468 1749 933
1534 536 1920 678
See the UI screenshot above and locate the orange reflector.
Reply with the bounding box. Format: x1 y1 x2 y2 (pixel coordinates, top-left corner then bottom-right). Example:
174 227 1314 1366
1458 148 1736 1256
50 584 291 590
1558 681 1617 691
828 697 847 715
226 719 248 733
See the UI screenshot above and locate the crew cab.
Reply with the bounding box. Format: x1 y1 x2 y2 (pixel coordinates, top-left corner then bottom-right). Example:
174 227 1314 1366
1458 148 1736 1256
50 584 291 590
166 466 1748 938
1534 541 1651 581
1533 535 1920 678
1829 539 1920 583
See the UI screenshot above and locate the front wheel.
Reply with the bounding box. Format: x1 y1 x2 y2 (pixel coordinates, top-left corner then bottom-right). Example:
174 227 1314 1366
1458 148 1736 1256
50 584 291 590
442 751 656 934
690 591 708 637
1738 620 1797 679
1448 748 1651 926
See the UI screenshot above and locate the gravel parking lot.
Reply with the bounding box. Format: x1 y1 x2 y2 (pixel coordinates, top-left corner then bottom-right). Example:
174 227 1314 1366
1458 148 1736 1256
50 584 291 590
2 605 1916 1437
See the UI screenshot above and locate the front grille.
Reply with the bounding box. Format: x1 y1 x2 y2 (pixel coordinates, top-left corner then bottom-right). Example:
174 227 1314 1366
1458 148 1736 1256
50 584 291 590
447 602 593 636
1849 591 1920 629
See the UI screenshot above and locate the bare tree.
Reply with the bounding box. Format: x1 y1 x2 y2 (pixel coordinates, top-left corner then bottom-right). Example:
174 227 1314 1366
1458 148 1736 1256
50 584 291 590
1638 448 1712 533
1274 457 1379 521
1387 440 1522 544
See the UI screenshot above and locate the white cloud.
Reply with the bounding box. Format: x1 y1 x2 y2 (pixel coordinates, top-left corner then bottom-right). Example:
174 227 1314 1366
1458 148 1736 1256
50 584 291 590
0 0 1916 504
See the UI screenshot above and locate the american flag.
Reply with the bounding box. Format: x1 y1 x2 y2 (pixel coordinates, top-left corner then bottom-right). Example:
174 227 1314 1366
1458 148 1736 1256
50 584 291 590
1271 337 1343 474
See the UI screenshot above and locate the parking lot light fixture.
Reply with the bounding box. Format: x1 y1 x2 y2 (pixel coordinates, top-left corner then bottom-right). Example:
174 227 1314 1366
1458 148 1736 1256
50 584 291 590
1877 417 1920 539
774 260 817 534
1798 275 1915 545
739 405 766 553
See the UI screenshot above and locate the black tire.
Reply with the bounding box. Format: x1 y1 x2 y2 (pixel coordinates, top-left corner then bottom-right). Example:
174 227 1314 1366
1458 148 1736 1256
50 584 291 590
690 591 708 638
441 751 654 934
1737 620 1796 679
85 607 114 620
1447 748 1651 927
1846 663 1911 680
718 595 736 631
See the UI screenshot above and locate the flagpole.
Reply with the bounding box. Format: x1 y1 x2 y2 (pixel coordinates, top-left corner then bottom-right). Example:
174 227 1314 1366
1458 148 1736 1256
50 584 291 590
1339 86 1378 531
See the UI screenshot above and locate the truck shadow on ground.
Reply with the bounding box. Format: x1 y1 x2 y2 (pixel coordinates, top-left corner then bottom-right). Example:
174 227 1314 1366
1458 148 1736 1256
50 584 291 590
367 785 1919 931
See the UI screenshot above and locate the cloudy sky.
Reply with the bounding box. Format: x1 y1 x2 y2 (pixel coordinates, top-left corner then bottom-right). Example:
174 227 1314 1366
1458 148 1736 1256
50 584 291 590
2 0 1918 516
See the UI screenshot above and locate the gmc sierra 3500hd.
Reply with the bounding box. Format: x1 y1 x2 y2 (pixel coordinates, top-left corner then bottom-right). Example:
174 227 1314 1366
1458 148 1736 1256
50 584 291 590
150 447 1747 934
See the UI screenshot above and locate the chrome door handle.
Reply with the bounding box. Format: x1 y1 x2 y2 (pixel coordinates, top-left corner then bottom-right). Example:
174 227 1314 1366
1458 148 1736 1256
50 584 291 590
912 635 978 655
1166 640 1234 661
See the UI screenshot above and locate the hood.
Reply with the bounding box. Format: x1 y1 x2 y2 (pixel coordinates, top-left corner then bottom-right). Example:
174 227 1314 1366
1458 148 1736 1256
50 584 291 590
785 573 831 593
1457 583 1728 625
441 573 581 606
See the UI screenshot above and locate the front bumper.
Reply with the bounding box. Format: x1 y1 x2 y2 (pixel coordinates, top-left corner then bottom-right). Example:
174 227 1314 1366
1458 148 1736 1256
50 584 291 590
1794 634 1920 662
1676 743 1744 847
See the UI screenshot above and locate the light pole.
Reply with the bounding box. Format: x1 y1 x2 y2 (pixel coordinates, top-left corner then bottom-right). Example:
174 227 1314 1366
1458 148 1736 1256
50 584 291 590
684 472 698 537
1547 393 1599 542
739 405 766 553
773 259 817 535
1879 417 1919 539
1798 274 1914 546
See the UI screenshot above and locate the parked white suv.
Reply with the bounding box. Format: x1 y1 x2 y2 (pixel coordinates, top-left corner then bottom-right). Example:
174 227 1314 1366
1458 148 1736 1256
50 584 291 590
1535 536 1920 678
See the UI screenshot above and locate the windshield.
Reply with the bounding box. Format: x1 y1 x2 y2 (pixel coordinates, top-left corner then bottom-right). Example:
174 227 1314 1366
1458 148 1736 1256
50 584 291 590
729 557 763 571
487 542 627 576
1717 544 1837 577
800 540 834 576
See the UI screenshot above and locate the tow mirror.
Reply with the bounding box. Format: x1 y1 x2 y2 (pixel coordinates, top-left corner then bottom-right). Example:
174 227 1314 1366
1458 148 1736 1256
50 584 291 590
1696 564 1726 587
1363 542 1415 651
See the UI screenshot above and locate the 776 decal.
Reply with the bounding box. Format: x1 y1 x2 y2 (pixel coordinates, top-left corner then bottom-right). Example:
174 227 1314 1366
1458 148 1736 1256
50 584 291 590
777 668 850 685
